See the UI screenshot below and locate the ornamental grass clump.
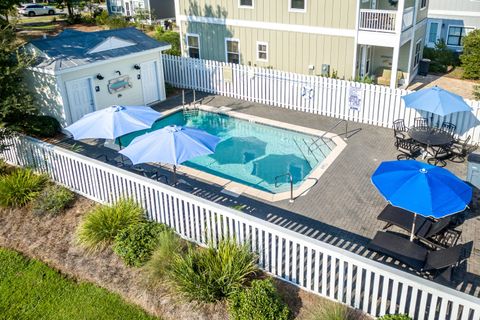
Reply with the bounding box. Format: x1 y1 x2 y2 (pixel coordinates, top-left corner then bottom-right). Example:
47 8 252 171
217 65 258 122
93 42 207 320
76 198 144 251
0 168 48 207
32 184 75 216
170 239 258 302
113 221 168 267
228 278 290 320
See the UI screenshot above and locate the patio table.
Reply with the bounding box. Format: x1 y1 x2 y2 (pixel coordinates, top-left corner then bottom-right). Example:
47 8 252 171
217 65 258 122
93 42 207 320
408 127 453 158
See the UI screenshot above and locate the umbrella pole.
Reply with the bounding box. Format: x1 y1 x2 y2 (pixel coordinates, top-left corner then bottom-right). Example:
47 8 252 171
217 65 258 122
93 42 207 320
410 213 417 242
173 165 177 186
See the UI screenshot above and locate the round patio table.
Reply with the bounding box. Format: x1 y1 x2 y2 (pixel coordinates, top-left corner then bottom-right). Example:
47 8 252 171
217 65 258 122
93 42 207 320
408 127 453 146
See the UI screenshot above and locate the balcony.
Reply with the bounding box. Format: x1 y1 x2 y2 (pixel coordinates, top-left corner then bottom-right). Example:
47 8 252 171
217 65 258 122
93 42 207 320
359 7 414 33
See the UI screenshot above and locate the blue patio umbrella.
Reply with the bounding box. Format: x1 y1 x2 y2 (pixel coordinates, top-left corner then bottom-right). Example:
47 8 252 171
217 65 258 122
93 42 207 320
65 105 162 145
119 125 221 184
401 86 471 117
211 137 267 165
372 160 472 241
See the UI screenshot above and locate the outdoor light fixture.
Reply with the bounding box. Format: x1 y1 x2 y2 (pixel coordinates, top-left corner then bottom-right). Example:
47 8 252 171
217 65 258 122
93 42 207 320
96 74 104 80
133 64 141 70
115 70 122 76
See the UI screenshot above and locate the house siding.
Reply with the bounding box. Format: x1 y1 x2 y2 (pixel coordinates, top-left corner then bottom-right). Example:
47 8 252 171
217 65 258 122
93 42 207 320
428 0 480 12
183 21 355 78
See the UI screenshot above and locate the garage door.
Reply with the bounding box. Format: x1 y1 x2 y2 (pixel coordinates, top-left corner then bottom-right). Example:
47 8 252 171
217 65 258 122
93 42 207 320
65 78 95 123
141 60 160 105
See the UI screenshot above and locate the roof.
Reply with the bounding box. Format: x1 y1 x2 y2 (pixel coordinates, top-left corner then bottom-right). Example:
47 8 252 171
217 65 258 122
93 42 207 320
30 27 170 72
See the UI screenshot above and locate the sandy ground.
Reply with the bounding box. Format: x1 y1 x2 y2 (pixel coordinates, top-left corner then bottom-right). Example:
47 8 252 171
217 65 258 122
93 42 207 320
0 196 369 320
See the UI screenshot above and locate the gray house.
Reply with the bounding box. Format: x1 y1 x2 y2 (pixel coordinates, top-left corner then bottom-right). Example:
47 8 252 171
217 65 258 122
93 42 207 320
426 0 480 51
107 0 175 21
25 28 170 126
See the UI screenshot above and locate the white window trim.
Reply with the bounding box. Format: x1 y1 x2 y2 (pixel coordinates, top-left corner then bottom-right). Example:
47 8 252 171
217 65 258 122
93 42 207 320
185 33 201 59
256 41 268 62
446 25 475 48
420 0 427 10
238 0 254 9
225 38 240 64
288 0 307 13
413 39 422 69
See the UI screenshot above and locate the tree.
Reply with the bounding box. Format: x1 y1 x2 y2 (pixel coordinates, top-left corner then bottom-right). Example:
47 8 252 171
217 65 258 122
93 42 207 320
0 0 21 24
474 85 480 100
154 27 180 56
460 29 480 79
0 25 37 150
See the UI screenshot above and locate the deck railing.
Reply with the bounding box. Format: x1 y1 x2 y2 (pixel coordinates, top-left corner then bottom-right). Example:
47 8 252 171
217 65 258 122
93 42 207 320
359 9 397 33
162 55 480 144
2 135 480 320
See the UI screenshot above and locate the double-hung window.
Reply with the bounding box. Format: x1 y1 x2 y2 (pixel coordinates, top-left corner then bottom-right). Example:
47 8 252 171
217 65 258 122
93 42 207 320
414 40 422 68
420 0 427 9
239 0 253 8
186 34 200 59
289 0 306 12
447 26 473 47
257 42 268 62
225 39 240 64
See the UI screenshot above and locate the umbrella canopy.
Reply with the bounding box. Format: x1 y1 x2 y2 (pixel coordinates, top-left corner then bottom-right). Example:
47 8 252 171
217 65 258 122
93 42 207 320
211 137 267 165
372 160 472 241
401 86 471 117
252 154 312 185
119 125 221 165
65 105 162 140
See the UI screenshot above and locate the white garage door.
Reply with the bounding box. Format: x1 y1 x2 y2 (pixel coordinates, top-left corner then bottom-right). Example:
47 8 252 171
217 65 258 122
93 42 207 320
65 78 95 123
141 60 160 105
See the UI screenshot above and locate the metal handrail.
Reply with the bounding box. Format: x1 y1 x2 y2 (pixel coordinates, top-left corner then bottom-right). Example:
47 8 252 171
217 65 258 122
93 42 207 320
308 119 348 153
274 173 294 203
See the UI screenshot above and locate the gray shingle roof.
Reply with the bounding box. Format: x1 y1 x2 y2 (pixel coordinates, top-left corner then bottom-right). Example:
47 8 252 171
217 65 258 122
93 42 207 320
30 27 169 72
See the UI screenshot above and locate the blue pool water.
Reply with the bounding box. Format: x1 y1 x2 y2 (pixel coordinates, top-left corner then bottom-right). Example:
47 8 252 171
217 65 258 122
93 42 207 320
119 110 335 193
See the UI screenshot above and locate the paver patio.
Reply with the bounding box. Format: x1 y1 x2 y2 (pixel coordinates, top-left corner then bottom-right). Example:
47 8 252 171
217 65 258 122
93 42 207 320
58 90 480 297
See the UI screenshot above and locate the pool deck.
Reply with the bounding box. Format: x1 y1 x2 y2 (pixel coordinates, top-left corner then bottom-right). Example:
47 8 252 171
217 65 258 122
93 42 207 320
60 91 480 297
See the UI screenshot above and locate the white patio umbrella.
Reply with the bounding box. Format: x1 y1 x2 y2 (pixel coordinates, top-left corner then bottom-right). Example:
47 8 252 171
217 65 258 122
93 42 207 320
64 105 162 147
119 125 221 184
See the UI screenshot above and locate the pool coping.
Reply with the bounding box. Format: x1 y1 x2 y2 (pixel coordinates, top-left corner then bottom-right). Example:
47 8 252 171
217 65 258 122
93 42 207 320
161 105 347 202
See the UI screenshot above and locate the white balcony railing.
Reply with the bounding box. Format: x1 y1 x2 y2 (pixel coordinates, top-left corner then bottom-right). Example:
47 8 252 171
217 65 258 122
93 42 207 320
359 9 397 33
402 6 414 31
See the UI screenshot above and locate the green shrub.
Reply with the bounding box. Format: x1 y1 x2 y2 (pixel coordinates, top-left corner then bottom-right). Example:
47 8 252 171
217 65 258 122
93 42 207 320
106 16 131 29
76 198 145 251
423 40 455 74
165 82 176 96
113 221 168 267
229 279 290 320
0 159 8 175
154 28 180 56
170 239 258 302
143 230 188 284
95 10 109 25
66 13 84 25
31 184 75 216
377 315 412 320
355 75 375 84
461 29 480 79
22 115 61 138
0 168 47 207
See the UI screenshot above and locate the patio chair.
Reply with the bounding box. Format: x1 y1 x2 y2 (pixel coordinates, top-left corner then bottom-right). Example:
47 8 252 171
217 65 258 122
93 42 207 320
393 119 408 140
441 122 456 136
414 117 429 129
396 137 421 160
450 136 478 163
368 231 467 282
377 205 462 249
426 145 451 167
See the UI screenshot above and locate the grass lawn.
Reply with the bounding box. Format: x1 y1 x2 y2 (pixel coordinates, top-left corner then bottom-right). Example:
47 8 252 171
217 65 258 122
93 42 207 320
0 248 158 320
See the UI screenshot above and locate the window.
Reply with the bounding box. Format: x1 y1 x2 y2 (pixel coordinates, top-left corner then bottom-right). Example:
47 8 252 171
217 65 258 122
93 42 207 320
225 39 240 64
414 40 422 68
420 0 427 9
428 22 439 44
256 41 268 62
186 34 200 59
447 26 474 46
239 0 253 8
289 0 306 12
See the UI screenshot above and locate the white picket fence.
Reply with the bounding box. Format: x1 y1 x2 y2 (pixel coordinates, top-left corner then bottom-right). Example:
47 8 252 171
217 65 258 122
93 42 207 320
2 135 480 320
162 55 480 144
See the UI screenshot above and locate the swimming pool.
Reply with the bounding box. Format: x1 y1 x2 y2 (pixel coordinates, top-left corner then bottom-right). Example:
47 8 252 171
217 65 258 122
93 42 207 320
119 107 340 196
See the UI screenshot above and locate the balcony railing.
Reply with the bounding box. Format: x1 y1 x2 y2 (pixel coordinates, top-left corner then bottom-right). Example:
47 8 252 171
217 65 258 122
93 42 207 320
359 9 397 33
402 7 414 31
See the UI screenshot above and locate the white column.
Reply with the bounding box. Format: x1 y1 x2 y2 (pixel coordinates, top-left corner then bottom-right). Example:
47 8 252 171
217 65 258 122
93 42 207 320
390 0 405 89
406 0 419 86
174 0 185 56
352 0 361 79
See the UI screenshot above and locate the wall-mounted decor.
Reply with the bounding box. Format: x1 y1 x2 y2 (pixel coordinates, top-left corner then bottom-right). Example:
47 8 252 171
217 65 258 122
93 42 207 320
108 75 132 94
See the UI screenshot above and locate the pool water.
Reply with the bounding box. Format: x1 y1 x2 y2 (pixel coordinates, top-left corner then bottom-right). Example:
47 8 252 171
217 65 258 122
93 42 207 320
119 110 335 194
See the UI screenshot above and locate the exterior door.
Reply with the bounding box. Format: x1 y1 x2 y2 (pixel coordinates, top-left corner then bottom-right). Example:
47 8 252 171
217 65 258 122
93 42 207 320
426 19 442 47
141 60 160 105
360 45 371 77
65 78 95 124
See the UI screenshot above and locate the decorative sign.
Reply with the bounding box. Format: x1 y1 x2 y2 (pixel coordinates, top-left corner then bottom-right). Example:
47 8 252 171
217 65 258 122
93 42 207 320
348 86 362 111
301 86 314 100
108 75 132 94
223 66 233 83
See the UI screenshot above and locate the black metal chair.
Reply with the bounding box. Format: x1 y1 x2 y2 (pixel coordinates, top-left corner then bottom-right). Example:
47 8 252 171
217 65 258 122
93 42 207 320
414 117 429 129
396 137 421 160
450 136 478 163
368 231 467 283
441 122 456 136
426 144 451 167
393 119 408 140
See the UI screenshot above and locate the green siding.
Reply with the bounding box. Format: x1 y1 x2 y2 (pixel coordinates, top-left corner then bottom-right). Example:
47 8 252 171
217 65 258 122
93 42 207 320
183 22 355 78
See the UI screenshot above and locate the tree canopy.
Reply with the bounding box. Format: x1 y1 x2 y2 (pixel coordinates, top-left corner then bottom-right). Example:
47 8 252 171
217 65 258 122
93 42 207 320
460 29 480 80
